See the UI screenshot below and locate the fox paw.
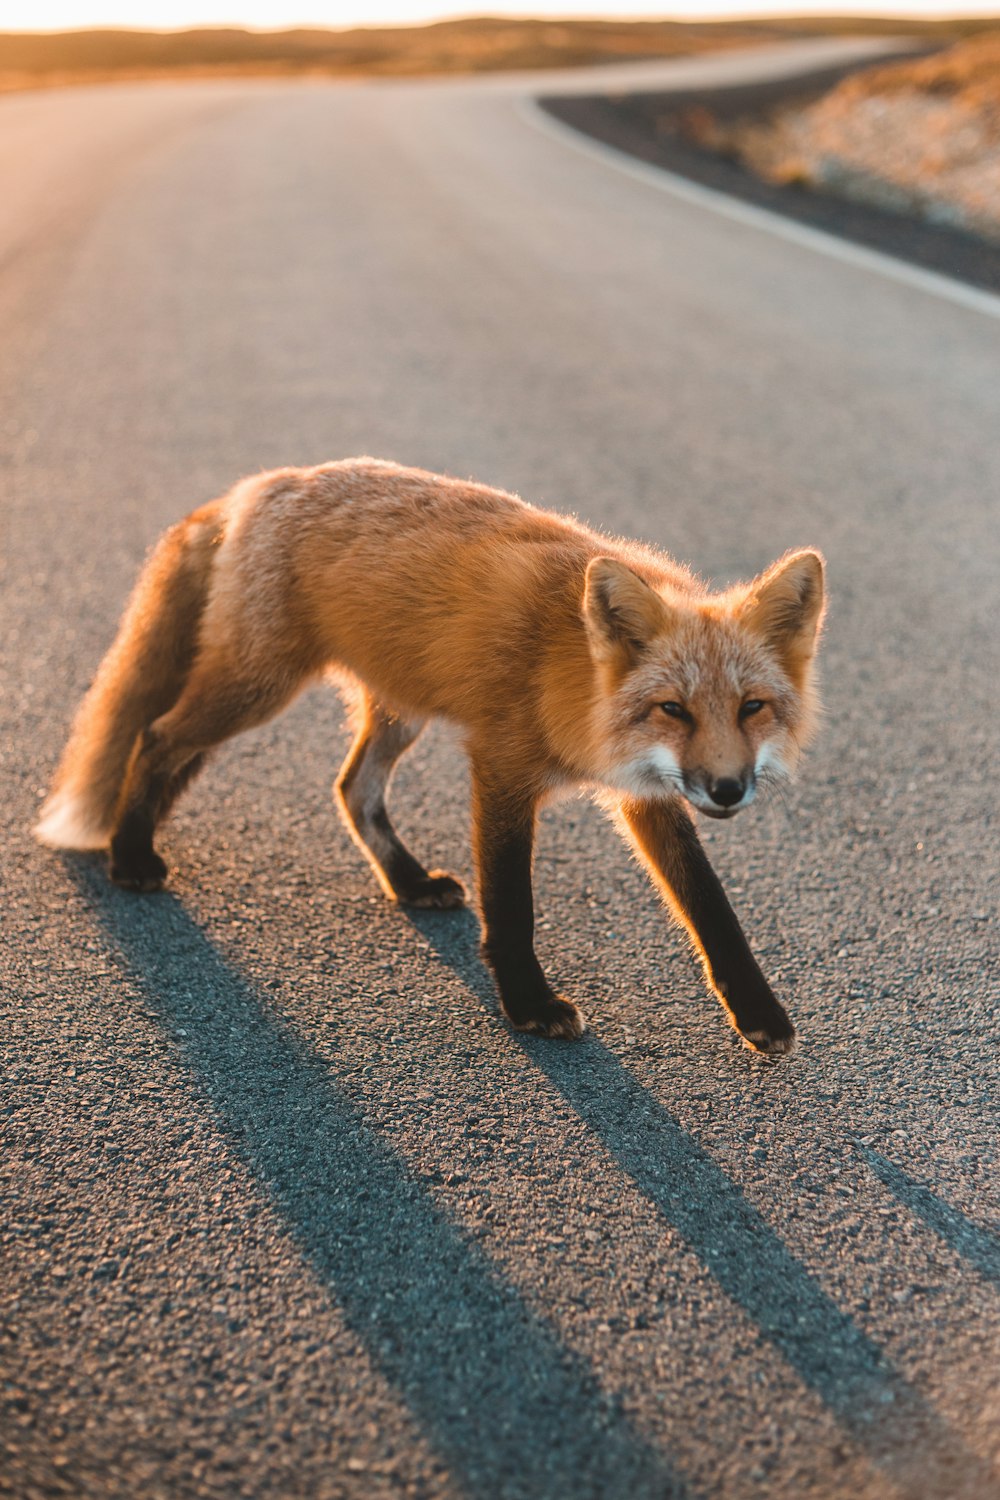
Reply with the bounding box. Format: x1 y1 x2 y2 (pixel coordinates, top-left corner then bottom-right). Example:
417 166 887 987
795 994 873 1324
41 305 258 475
506 994 587 1040
397 870 466 910
109 848 168 893
739 1018 796 1056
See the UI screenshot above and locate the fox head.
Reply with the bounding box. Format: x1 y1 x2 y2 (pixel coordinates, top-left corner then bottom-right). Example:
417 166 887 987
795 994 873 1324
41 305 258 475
583 550 826 818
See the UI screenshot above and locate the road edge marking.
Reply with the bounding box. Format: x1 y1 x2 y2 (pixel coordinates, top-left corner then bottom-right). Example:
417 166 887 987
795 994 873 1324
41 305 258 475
518 96 1000 324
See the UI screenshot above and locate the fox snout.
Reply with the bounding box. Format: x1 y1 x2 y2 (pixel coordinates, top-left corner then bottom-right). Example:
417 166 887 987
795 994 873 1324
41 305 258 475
686 771 756 819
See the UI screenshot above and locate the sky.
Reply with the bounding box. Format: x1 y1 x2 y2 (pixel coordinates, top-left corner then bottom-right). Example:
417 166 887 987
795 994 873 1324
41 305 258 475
3 0 999 31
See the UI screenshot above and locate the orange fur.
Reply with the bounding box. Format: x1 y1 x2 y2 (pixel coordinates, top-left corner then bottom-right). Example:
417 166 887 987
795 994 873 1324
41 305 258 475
35 459 826 1049
34 499 225 849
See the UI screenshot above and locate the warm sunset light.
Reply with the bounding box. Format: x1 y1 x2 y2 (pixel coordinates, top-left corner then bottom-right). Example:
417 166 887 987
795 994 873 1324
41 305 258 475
4 0 999 1462
3 0 1000 30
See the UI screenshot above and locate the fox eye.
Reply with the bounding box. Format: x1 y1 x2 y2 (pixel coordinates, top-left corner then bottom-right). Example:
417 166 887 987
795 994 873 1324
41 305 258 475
740 699 765 720
660 701 693 723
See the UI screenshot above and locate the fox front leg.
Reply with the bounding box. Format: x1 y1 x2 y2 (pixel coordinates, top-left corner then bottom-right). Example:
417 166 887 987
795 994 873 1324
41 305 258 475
618 796 795 1055
470 762 585 1039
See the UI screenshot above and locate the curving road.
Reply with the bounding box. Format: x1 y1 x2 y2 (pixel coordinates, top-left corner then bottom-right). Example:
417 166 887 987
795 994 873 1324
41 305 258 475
2 38 998 1500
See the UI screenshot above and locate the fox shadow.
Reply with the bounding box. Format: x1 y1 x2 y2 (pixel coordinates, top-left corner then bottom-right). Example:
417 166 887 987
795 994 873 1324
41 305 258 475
64 857 683 1500
62 852 994 1500
860 1149 999 1285
406 903 997 1500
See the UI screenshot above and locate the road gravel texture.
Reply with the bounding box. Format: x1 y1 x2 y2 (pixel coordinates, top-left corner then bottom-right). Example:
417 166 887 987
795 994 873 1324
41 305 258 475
1 39 998 1500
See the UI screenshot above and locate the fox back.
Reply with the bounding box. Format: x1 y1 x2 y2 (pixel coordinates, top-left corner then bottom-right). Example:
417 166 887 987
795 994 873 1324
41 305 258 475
186 460 824 808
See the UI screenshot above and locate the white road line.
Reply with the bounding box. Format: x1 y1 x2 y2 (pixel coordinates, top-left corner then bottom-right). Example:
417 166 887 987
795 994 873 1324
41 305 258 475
520 97 1000 324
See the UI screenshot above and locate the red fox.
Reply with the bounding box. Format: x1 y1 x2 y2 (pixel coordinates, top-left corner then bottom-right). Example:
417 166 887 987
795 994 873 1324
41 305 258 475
36 459 825 1053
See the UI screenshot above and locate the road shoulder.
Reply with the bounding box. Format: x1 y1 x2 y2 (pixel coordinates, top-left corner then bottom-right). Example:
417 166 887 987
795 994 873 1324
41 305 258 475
538 60 1000 296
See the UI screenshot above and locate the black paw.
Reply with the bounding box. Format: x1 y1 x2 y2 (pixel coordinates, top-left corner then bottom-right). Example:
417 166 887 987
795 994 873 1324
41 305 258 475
736 1002 796 1056
503 991 586 1040
109 847 168 893
396 871 466 910
741 1025 796 1057
719 974 797 1056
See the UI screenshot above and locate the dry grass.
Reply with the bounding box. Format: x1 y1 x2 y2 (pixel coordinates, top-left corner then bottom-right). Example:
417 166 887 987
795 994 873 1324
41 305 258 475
703 32 1000 243
0 16 994 93
0 19 763 91
834 29 1000 110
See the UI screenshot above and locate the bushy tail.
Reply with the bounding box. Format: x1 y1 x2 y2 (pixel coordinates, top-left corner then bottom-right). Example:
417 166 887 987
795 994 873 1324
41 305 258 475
34 500 225 850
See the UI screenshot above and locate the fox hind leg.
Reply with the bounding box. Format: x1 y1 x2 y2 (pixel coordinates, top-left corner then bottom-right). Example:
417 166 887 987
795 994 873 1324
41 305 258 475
111 750 211 889
110 659 307 892
335 698 465 910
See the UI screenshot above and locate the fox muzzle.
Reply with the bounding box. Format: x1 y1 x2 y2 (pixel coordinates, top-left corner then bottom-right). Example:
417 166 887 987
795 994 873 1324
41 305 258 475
685 772 757 819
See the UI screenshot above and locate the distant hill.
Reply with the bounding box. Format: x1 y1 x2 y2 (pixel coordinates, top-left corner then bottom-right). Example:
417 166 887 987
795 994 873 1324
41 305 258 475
0 15 994 91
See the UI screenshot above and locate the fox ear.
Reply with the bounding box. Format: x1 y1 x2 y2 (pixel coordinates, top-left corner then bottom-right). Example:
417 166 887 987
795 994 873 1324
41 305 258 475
583 557 668 663
742 550 826 675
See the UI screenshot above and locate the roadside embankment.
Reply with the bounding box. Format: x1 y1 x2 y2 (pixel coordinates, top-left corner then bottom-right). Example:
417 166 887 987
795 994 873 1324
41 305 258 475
541 37 1000 294
709 33 1000 245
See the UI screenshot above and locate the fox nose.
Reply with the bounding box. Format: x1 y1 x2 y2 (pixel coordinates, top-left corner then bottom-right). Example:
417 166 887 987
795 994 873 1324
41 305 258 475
709 777 744 808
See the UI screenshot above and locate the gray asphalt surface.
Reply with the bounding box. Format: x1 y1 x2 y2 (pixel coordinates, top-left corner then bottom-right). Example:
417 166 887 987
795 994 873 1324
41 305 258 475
2 39 998 1500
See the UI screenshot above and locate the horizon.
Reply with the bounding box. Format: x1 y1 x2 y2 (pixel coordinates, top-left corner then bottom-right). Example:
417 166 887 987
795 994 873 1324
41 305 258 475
3 3 999 36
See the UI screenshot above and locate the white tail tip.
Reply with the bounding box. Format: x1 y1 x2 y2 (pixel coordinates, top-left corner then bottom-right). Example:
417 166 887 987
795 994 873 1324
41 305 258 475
34 792 109 851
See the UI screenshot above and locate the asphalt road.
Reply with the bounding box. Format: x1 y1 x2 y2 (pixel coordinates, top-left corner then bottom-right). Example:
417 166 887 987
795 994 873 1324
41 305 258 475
2 39 998 1500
